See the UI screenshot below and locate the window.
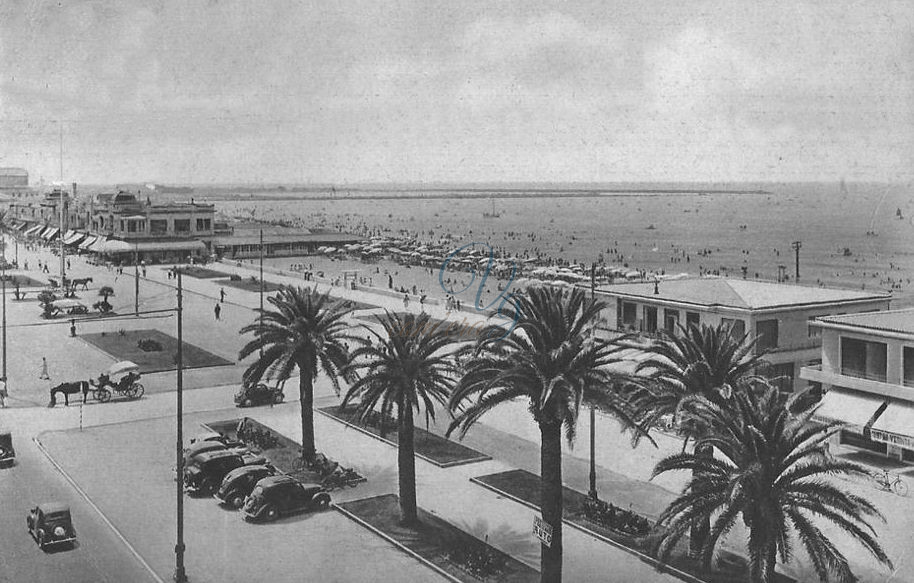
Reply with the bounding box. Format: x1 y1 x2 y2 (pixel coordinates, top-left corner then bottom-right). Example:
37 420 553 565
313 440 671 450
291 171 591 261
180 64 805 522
150 219 167 234
196 218 211 231
840 337 887 382
756 319 779 350
764 362 795 392
904 347 914 387
807 316 822 337
127 220 144 233
664 309 679 333
643 306 658 333
721 318 746 340
685 312 700 330
621 302 637 326
119 220 125 232
174 219 191 233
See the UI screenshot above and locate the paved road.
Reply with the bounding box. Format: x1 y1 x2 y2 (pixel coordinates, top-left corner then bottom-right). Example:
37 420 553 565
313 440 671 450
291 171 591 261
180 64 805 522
0 433 158 583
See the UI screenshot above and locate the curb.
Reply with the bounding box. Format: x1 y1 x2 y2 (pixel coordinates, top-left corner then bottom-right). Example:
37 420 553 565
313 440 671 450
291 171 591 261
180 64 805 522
316 408 491 468
469 476 704 583
332 504 462 583
32 434 166 583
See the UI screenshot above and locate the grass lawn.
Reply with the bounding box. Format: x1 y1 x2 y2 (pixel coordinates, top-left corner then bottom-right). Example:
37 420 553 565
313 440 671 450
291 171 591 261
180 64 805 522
472 470 794 583
3 274 47 287
216 277 284 294
338 494 538 583
319 405 490 468
81 329 233 373
178 266 233 279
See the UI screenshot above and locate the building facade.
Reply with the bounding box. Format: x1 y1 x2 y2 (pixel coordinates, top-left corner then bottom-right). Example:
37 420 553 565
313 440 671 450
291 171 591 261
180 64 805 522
801 310 914 463
596 277 891 393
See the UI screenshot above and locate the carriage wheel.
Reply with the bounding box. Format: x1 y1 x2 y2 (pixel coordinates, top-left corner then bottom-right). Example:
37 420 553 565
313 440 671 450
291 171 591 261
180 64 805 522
96 388 111 403
273 391 284 404
132 383 144 399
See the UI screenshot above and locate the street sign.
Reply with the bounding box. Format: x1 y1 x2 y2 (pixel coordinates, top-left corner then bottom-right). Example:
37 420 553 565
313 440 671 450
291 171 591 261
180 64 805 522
533 516 553 547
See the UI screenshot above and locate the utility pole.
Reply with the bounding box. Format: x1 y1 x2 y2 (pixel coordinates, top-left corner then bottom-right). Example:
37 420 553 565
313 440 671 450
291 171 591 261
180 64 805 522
134 244 139 316
259 228 264 358
2 236 7 388
791 241 802 281
588 263 598 500
174 269 187 583
58 124 65 295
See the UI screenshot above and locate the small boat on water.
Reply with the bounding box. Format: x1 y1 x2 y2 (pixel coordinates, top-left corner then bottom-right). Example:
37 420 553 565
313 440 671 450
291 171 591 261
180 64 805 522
482 198 501 219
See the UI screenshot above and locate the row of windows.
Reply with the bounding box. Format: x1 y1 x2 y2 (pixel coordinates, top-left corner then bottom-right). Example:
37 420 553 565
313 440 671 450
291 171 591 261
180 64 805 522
839 337 914 386
617 301 779 348
112 217 212 234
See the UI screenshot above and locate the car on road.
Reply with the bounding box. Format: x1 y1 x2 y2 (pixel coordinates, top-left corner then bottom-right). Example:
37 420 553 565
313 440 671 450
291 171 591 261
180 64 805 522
234 382 284 407
189 431 244 448
242 475 331 522
27 503 77 550
214 464 277 508
184 450 266 496
0 431 15 466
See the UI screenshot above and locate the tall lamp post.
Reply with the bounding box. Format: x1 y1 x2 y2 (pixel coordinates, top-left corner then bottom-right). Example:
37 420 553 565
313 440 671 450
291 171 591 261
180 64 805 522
174 269 187 583
2 235 7 392
588 263 598 500
259 229 264 357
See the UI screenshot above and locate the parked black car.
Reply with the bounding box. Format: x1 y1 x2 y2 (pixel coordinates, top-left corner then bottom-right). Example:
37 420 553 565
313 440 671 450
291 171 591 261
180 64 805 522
27 503 76 549
0 431 15 466
184 450 266 496
234 382 284 408
242 475 330 522
214 464 277 508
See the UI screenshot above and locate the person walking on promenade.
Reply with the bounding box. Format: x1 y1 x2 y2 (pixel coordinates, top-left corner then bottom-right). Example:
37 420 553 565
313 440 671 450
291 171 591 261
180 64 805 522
220 288 226 303
39 357 50 380
214 303 222 321
0 378 7 407
403 293 409 309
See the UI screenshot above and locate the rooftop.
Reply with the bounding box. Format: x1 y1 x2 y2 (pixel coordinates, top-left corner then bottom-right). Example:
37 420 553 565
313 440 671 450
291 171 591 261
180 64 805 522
816 308 914 336
596 277 889 310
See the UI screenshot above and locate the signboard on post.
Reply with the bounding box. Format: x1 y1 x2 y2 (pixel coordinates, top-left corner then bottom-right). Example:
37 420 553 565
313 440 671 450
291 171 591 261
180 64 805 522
533 516 553 547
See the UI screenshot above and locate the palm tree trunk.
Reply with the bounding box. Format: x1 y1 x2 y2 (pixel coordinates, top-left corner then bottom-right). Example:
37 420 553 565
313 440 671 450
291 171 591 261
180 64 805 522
540 421 563 583
690 443 712 558
299 372 316 460
398 399 418 525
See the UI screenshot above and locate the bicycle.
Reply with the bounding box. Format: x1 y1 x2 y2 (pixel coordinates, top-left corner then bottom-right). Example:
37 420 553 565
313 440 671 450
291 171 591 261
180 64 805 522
871 469 908 496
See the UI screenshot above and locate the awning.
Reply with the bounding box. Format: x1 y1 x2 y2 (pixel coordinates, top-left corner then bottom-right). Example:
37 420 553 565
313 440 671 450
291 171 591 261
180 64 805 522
23 225 43 237
93 239 206 254
813 389 887 428
78 235 98 250
869 402 914 449
63 231 87 245
88 237 109 253
41 227 60 241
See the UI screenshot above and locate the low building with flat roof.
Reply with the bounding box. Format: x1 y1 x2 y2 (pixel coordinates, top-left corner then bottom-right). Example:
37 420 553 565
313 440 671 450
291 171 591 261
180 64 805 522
802 309 914 463
212 227 365 259
596 277 891 392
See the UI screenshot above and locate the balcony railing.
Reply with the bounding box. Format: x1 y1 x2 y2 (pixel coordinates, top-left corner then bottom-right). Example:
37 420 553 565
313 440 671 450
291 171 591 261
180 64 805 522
841 367 887 383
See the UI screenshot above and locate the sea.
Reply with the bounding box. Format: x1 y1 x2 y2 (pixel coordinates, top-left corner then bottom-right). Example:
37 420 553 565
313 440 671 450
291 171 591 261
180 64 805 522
211 182 914 308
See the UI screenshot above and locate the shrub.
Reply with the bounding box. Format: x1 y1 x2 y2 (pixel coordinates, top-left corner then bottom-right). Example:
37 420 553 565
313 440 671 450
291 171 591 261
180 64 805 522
229 274 242 281
581 497 652 537
137 338 163 352
93 300 113 314
37 290 58 319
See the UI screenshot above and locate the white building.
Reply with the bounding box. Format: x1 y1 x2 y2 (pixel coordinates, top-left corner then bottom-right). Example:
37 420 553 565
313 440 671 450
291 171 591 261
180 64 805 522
802 309 914 463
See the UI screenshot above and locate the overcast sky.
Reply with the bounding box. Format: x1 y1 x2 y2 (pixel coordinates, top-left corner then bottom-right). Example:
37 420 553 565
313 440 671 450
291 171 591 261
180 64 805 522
0 1 911 184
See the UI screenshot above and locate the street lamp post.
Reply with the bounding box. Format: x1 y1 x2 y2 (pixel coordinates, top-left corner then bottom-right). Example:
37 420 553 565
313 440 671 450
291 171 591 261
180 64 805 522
259 228 264 358
134 244 139 316
588 263 598 500
174 269 187 583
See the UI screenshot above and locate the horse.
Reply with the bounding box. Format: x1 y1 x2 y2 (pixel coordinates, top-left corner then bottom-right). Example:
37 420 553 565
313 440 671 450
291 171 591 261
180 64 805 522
48 381 90 407
71 277 93 290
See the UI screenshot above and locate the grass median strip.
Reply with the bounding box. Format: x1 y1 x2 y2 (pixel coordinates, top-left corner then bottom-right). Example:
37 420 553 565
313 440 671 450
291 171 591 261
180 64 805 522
319 405 491 468
472 470 794 583
338 494 538 583
81 329 234 373
177 266 233 279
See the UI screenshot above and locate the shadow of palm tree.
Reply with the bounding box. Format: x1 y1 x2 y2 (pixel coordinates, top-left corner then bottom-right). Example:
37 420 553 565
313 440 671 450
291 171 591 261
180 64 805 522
451 516 539 566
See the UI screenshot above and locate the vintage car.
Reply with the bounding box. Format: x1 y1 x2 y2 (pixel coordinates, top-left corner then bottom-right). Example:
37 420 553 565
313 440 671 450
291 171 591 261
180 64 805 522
188 431 245 448
234 382 284 408
27 503 77 549
242 475 331 522
0 431 15 466
214 464 277 508
184 449 266 496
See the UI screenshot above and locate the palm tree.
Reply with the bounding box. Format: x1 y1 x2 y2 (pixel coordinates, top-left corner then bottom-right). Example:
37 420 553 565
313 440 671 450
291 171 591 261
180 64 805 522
341 312 457 524
631 322 766 555
238 285 358 460
652 380 892 583
95 285 115 313
448 286 644 583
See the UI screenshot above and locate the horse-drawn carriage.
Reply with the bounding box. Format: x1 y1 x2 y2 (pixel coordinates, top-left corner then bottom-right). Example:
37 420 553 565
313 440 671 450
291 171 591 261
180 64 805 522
90 361 144 402
48 361 145 407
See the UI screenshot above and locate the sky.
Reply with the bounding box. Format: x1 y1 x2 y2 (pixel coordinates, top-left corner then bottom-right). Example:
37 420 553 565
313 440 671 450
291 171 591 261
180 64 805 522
0 0 911 185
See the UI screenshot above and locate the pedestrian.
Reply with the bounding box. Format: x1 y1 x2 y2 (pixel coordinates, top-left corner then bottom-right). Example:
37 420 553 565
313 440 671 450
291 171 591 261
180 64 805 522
23 260 28 271
419 294 426 311
0 378 6 408
66 259 70 270
39 357 50 380
403 293 409 309
220 288 226 303
141 265 147 277
214 303 222 320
